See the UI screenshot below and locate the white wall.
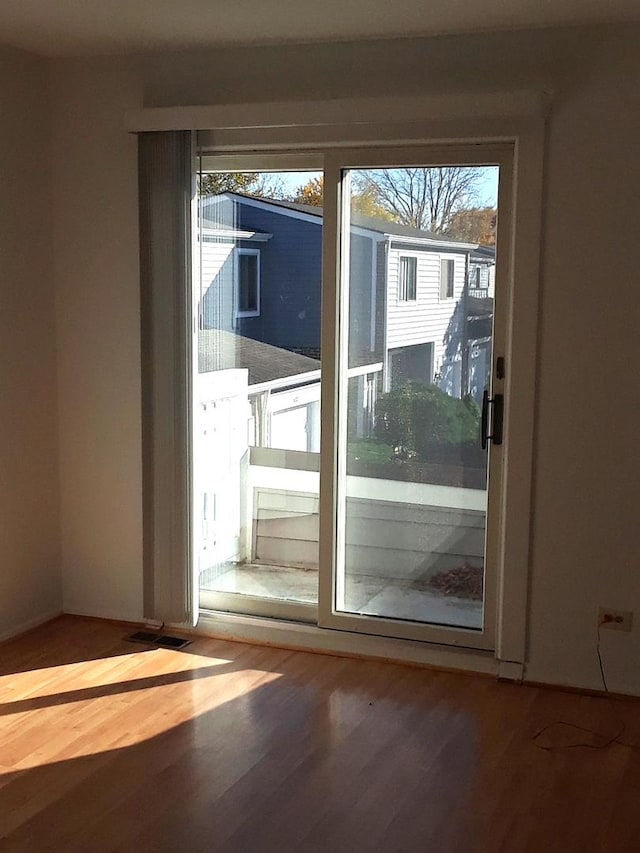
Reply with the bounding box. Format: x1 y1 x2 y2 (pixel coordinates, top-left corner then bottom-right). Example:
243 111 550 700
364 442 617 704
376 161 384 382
50 24 640 692
525 35 640 694
51 62 144 620
0 46 61 639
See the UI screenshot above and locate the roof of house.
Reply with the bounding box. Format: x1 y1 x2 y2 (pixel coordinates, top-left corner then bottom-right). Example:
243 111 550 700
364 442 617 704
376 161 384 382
198 329 320 387
471 244 496 262
202 192 476 247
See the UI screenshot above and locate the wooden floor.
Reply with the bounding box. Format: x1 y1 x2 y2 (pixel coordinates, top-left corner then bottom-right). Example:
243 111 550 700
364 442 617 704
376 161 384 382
1 617 639 852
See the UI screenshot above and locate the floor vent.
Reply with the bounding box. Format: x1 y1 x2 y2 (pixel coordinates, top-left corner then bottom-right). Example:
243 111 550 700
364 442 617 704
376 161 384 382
155 635 191 650
125 631 190 650
126 631 161 645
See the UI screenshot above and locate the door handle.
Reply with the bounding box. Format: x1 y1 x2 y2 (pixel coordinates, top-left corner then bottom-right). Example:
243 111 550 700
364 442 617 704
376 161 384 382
481 390 504 449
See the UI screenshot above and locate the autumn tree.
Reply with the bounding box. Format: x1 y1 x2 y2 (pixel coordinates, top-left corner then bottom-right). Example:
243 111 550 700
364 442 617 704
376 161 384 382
291 176 393 220
351 185 394 221
197 171 285 198
291 176 324 207
353 167 481 233
198 172 258 195
445 207 497 245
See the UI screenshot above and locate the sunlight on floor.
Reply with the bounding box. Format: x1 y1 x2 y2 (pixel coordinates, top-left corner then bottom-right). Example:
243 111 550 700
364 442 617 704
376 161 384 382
0 649 231 696
0 649 282 772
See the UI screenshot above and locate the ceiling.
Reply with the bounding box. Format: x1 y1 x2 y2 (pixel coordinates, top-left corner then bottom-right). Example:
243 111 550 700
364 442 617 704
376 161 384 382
0 0 638 58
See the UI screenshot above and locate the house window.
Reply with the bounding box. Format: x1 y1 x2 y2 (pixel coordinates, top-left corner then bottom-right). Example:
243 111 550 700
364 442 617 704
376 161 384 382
236 249 260 317
440 258 455 299
471 265 489 290
398 256 417 301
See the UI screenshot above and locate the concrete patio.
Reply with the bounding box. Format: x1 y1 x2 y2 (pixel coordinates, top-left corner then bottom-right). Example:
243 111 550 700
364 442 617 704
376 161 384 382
202 562 483 629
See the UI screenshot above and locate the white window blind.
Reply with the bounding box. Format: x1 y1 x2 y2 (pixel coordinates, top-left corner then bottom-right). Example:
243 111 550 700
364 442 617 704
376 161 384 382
139 130 196 625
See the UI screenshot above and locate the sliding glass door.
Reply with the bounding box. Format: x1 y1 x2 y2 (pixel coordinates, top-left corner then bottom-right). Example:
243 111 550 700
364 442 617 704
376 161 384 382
318 147 510 649
194 158 324 620
194 144 512 650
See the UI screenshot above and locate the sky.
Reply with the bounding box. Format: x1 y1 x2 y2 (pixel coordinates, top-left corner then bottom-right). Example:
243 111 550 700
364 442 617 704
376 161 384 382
270 165 499 208
475 167 500 207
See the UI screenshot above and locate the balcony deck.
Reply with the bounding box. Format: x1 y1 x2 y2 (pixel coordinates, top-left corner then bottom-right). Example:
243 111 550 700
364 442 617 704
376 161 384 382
202 562 483 629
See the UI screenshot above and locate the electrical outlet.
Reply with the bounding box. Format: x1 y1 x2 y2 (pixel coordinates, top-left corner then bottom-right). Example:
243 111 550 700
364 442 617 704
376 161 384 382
598 607 633 631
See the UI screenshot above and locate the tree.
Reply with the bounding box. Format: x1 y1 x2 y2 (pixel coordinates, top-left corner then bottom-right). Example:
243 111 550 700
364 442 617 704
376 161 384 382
374 382 480 457
351 185 395 221
197 171 286 198
197 172 259 196
353 167 481 233
291 176 393 220
445 207 497 245
291 176 323 207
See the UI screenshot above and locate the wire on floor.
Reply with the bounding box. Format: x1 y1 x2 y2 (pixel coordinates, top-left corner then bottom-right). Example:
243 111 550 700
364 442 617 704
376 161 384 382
531 623 640 751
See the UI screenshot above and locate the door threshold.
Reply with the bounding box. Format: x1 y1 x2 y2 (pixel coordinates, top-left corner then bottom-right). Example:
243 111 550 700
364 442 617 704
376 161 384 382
196 608 498 676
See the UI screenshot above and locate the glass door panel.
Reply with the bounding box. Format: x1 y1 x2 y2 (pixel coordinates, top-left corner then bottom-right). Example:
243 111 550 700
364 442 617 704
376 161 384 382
194 164 323 616
328 158 503 644
192 145 510 651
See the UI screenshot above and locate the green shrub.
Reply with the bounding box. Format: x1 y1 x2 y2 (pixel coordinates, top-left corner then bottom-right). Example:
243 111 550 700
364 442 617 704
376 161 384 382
374 382 480 458
347 440 394 464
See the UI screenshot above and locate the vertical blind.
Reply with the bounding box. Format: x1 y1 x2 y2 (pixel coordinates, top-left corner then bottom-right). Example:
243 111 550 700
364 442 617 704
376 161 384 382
139 130 195 624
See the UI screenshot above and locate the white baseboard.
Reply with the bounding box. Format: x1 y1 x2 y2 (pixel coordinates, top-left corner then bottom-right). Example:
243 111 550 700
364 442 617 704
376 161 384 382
62 605 143 624
498 660 525 682
0 609 63 644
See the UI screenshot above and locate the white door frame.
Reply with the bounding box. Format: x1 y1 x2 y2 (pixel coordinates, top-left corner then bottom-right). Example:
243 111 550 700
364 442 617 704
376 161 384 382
149 99 545 665
318 143 513 652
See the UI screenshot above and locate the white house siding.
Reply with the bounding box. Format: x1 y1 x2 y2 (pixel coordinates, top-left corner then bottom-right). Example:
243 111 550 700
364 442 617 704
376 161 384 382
252 484 484 579
386 246 468 386
200 236 235 334
195 369 251 587
487 265 496 298
268 383 321 453
469 261 496 299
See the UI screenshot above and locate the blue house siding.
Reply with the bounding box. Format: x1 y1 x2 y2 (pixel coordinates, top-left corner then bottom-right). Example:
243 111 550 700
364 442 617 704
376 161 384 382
200 196 387 365
234 202 323 353
199 195 486 402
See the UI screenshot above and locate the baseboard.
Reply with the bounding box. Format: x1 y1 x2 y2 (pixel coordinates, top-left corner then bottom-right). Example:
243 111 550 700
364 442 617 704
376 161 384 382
62 605 143 624
524 678 640 701
498 660 525 682
0 609 63 644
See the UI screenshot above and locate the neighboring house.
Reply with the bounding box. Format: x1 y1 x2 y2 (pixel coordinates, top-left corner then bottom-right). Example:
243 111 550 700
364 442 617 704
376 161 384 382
198 192 496 442
469 244 496 298
198 329 321 452
195 331 322 575
194 331 486 585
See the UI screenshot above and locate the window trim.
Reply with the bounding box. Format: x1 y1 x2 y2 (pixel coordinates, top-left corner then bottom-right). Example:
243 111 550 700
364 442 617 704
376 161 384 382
397 254 418 302
319 146 510 652
139 105 545 671
439 257 455 300
235 247 261 318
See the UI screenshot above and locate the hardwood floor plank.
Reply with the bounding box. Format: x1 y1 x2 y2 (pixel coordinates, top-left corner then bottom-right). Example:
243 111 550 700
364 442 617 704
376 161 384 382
1 615 640 852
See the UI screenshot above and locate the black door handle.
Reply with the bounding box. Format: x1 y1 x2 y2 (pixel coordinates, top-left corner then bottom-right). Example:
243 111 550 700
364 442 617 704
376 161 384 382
481 390 504 449
481 389 489 449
